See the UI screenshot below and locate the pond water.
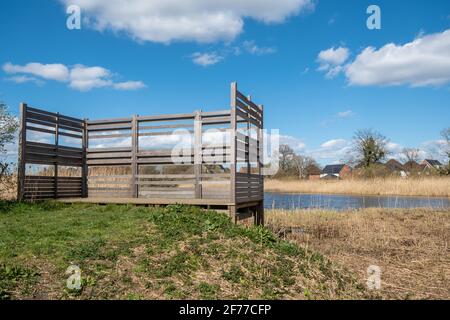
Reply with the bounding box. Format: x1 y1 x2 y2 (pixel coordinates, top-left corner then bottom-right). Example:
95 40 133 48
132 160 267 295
264 192 450 211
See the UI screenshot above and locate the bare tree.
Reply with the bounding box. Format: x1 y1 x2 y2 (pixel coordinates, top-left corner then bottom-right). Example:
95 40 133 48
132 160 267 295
292 154 305 179
278 144 295 174
0 102 18 179
401 147 420 164
442 128 450 162
352 129 389 168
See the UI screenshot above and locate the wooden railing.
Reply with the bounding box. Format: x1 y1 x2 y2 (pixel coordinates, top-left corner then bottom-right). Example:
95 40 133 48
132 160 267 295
17 83 264 205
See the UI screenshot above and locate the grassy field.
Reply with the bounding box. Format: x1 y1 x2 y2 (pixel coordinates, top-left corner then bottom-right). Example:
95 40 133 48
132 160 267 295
266 208 450 300
0 202 369 300
265 177 450 197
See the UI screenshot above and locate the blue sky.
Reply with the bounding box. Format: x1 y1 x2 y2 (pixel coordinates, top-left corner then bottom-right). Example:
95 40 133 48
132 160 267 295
1 0 449 165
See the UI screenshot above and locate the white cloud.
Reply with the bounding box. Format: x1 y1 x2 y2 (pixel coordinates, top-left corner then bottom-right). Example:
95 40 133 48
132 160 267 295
113 81 146 90
318 47 349 66
345 29 450 87
3 62 145 92
69 65 112 91
190 40 277 66
321 139 347 149
5 75 44 86
306 139 353 163
337 110 354 118
60 0 314 43
3 62 69 81
243 40 276 55
317 47 349 78
191 52 224 67
278 134 306 152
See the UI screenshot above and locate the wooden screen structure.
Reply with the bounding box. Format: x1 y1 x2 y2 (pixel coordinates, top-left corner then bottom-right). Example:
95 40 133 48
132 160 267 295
17 83 264 224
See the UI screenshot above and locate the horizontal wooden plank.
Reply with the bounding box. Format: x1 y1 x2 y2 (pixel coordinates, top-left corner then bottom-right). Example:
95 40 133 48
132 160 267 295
201 110 231 117
236 91 263 114
139 123 194 130
88 182 132 186
87 159 132 165
137 174 195 179
236 99 262 121
89 133 131 139
26 141 82 152
27 146 83 158
139 190 195 195
26 112 84 131
200 173 230 178
202 116 231 125
88 175 132 180
58 131 82 140
137 158 192 164
199 180 229 186
87 123 132 131
27 106 84 124
137 113 195 122
139 130 194 137
235 109 261 128
86 117 132 125
136 180 195 186
89 187 132 191
87 147 132 153
26 125 55 135
87 152 132 159
138 187 195 192
138 149 192 157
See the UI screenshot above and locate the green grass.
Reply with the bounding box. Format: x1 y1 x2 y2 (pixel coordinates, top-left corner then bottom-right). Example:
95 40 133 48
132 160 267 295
0 201 367 300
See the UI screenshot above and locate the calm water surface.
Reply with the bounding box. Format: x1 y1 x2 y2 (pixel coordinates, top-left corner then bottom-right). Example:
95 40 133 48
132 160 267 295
264 192 450 210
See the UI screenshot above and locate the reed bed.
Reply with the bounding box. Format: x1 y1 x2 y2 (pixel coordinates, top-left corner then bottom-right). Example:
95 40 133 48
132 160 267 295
266 208 450 300
265 178 450 198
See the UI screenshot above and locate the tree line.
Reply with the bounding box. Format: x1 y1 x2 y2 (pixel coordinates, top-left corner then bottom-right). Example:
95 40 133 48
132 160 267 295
275 128 450 178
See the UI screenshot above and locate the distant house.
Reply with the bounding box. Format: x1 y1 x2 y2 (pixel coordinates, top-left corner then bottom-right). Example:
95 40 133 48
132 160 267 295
421 159 443 170
385 159 407 177
306 163 322 180
403 160 422 174
320 164 352 180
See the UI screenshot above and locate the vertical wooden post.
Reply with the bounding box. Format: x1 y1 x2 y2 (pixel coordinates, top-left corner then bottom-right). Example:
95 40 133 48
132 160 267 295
54 113 59 199
81 118 88 198
17 103 27 201
230 82 237 208
258 104 264 226
194 110 202 199
131 115 138 198
246 95 251 200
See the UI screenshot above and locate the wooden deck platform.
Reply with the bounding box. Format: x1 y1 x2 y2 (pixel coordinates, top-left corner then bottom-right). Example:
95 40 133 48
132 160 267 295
59 197 233 206
17 83 265 225
58 197 264 224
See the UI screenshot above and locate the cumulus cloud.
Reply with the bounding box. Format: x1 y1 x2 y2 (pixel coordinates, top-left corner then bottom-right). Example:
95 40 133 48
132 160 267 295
3 62 145 92
345 29 450 87
191 52 224 67
306 139 353 163
3 62 69 81
60 0 314 43
317 47 349 78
